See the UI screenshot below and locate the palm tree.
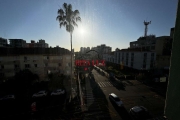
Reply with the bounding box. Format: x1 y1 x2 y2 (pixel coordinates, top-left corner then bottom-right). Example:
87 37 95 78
56 3 81 98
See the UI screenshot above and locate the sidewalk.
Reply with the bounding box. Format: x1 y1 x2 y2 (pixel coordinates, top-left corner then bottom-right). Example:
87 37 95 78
81 73 95 111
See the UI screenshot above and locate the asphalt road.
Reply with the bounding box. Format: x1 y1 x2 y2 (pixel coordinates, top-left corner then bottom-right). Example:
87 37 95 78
88 69 165 120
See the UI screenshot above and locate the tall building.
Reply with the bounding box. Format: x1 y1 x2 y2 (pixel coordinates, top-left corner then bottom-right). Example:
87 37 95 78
9 39 26 48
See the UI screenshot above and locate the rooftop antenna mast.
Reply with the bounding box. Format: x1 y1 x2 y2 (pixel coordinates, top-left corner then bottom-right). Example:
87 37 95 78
144 20 151 37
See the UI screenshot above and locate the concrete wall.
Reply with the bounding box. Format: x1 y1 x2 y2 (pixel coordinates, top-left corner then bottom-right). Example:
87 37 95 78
165 1 180 119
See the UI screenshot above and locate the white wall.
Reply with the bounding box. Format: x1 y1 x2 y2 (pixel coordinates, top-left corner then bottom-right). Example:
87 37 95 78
104 51 156 70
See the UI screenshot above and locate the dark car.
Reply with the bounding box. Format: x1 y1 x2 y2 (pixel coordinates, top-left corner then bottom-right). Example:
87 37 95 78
129 106 152 120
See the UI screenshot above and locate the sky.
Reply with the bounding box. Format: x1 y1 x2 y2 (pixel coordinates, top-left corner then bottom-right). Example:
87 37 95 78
0 0 178 52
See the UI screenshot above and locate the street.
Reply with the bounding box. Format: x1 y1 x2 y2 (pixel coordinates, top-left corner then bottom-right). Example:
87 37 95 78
83 68 165 120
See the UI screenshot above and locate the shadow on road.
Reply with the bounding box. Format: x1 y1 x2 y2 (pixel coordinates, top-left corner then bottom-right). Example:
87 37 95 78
110 101 132 120
85 72 112 119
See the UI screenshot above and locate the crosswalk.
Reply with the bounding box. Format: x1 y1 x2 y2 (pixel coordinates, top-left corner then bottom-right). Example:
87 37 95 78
97 81 118 88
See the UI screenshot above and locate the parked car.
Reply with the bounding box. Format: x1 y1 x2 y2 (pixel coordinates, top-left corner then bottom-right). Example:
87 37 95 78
32 90 47 98
51 89 65 96
0 95 15 100
129 106 152 120
109 93 123 107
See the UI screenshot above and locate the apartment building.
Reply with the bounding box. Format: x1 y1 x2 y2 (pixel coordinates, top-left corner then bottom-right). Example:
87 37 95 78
0 37 8 47
129 28 174 69
130 35 156 51
26 39 49 48
103 49 156 70
0 48 73 81
80 47 90 53
91 44 112 54
9 39 26 48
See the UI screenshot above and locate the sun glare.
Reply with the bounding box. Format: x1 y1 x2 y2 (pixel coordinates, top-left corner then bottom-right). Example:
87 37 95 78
79 27 85 35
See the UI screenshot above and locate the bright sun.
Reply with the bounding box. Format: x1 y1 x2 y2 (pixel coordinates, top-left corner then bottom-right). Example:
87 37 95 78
79 27 85 34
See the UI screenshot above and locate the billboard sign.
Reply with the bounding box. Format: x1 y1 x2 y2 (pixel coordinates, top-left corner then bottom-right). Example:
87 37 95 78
75 60 105 66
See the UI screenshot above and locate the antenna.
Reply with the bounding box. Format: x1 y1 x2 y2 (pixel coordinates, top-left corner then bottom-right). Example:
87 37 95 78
144 20 151 37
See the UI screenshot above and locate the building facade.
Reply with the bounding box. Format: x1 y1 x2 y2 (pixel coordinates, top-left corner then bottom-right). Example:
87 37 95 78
26 39 49 48
103 49 156 70
91 44 112 54
9 39 26 48
0 48 73 81
130 35 156 51
0 37 8 47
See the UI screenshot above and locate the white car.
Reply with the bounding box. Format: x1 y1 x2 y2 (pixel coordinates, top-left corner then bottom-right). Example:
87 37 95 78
109 93 123 107
32 90 47 98
51 89 65 96
0 95 15 100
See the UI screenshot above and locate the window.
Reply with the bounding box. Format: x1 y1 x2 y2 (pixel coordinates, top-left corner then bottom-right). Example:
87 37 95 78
150 63 154 68
34 64 37 68
0 73 4 77
131 62 133 67
14 64 20 68
45 63 48 67
126 60 128 66
66 56 70 59
143 58 146 62
131 58 134 61
144 53 147 57
25 64 30 68
131 53 134 56
143 64 146 69
24 56 27 60
151 46 155 50
1 65 4 69
114 97 120 101
151 53 154 57
126 53 129 58
66 63 71 67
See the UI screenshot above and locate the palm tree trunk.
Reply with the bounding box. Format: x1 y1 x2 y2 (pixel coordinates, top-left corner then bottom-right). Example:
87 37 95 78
70 32 73 99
